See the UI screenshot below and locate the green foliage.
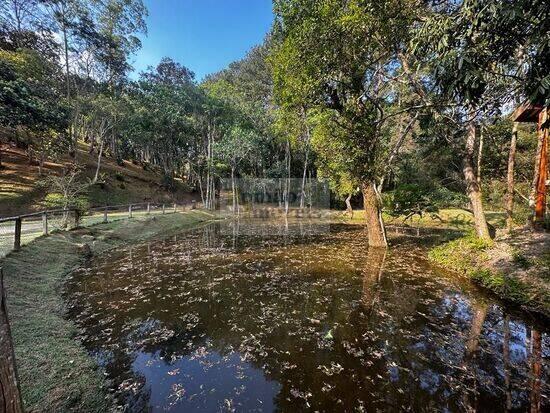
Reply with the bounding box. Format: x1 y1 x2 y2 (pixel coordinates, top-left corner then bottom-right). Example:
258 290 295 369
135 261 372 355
272 0 427 189
413 0 549 106
39 167 92 212
470 270 530 305
428 234 548 311
429 233 493 273
44 192 90 213
512 250 532 270
0 49 69 132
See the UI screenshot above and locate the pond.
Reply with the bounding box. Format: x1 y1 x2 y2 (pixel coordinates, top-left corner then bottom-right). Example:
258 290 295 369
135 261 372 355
65 220 549 412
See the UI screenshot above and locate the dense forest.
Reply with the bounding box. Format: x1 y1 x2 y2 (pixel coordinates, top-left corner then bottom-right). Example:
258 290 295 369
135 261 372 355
1 0 548 247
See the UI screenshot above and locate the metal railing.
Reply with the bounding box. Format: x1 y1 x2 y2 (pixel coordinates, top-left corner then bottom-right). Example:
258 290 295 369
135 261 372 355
0 201 197 259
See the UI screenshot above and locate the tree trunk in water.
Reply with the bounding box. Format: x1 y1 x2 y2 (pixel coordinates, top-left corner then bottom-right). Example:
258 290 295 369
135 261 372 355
361 247 386 310
503 315 512 411
530 329 542 413
345 193 353 219
465 301 488 358
93 138 105 183
362 181 387 248
0 269 24 413
463 119 491 240
462 300 488 412
505 123 518 232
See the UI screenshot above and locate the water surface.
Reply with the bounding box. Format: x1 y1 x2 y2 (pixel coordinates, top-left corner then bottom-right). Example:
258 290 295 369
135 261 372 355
66 220 549 412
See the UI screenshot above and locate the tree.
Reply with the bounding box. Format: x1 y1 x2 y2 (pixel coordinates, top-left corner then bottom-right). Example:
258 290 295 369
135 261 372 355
414 0 550 239
215 126 257 214
0 48 69 169
272 0 428 247
94 0 147 90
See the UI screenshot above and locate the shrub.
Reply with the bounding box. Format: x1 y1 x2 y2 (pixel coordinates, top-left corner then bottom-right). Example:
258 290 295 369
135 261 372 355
44 193 90 214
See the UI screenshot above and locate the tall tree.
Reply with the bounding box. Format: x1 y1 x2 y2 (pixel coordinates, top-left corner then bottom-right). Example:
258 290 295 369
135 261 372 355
414 0 550 239
272 0 428 247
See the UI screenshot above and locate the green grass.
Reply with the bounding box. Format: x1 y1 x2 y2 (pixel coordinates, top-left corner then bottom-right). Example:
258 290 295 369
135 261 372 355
339 208 506 232
428 233 546 314
0 210 216 412
470 269 531 305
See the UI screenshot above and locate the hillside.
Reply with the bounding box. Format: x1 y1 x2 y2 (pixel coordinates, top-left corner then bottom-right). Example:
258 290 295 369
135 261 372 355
0 142 197 217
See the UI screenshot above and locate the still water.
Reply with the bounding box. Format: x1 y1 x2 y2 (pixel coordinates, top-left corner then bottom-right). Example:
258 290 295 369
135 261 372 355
65 220 549 412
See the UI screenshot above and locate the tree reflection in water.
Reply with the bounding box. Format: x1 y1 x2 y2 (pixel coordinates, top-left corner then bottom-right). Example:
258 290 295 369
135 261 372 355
65 221 549 412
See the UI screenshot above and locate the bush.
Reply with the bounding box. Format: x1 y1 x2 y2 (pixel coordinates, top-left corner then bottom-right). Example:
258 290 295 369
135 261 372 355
44 193 90 214
383 183 467 218
160 174 176 191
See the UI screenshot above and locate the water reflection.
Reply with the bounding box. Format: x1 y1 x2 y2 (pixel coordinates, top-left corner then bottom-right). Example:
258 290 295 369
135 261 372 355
65 221 549 412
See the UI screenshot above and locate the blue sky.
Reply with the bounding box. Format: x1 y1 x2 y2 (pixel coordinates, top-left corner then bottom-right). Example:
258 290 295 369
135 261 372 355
131 0 274 81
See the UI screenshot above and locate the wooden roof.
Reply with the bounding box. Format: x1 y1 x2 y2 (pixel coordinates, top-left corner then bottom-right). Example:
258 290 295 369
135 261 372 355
512 103 544 123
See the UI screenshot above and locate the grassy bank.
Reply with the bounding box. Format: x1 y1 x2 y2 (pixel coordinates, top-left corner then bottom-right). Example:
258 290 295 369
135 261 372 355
340 207 548 316
429 232 550 317
0 143 197 217
0 210 216 412
338 207 506 231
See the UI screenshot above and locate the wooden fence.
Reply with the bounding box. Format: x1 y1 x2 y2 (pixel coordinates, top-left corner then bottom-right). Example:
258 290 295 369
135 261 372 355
0 267 24 413
0 201 197 258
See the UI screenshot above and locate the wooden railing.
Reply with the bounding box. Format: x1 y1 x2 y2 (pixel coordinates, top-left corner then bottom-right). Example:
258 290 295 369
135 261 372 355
0 201 197 258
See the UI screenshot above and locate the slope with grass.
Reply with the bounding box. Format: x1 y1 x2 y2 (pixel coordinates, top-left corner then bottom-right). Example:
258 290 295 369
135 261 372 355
429 230 550 317
0 142 198 217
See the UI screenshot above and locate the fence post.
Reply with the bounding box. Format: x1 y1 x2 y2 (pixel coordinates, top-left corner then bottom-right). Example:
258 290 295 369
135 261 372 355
103 206 108 223
129 204 133 218
173 203 177 213
147 202 150 215
162 204 165 215
42 212 48 235
13 218 21 251
0 268 25 413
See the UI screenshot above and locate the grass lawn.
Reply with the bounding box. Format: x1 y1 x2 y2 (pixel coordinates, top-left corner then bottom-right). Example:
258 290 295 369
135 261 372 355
336 207 507 231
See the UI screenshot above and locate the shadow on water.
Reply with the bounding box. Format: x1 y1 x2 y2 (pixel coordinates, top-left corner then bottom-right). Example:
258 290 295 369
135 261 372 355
65 219 549 412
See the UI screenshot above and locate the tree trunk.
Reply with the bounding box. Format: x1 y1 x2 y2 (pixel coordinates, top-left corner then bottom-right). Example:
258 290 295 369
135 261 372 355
477 126 484 184
531 108 548 228
0 269 24 413
197 167 205 206
530 329 542 413
463 119 491 240
300 147 309 209
205 132 211 210
345 193 353 219
284 140 291 215
505 123 518 232
362 181 387 248
93 138 105 184
231 165 236 214
503 315 512 411
300 108 311 209
361 247 386 310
